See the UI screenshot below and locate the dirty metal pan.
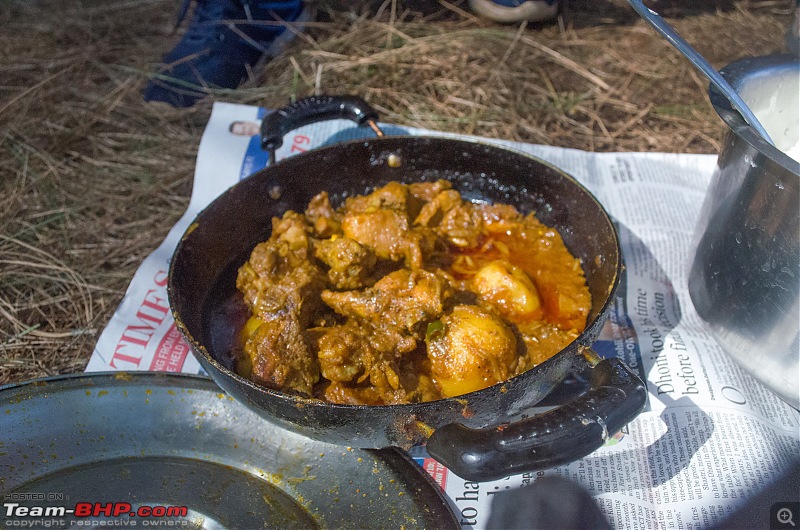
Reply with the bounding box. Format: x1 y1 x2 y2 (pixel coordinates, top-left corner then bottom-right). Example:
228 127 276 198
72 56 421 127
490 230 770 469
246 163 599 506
0 372 458 529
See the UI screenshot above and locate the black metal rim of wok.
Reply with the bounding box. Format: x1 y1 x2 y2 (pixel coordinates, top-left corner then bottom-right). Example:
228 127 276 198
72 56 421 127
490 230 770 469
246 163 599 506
168 95 647 482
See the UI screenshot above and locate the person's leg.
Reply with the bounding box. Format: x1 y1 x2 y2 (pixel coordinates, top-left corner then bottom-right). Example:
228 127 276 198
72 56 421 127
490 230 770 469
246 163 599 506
468 0 558 23
143 0 307 108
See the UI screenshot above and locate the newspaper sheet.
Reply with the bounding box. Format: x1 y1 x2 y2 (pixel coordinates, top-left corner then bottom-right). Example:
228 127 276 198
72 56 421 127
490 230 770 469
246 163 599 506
88 102 800 529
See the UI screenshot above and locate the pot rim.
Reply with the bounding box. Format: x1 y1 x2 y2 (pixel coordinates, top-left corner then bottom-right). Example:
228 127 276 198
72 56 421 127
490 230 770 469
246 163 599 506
710 53 800 175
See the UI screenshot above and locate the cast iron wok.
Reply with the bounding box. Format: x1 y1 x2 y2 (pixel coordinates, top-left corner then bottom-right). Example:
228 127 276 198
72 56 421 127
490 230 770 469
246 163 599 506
168 96 646 482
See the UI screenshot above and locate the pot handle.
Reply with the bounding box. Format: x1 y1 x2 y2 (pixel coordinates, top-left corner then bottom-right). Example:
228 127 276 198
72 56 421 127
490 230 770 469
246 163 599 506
425 353 647 482
260 95 381 159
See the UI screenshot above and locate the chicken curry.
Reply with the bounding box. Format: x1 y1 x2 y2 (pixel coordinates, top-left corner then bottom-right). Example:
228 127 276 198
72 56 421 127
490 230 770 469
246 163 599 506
235 180 591 405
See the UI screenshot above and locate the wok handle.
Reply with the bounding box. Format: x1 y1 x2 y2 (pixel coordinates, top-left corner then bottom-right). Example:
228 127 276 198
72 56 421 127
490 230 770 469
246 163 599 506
425 355 647 482
260 95 381 153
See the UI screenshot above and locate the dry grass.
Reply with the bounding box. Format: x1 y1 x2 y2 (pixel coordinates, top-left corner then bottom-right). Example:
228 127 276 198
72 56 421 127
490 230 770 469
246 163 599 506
0 0 794 384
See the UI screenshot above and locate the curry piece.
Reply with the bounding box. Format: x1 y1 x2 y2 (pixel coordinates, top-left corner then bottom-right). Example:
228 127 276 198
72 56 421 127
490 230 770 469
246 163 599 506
235 180 591 405
426 305 519 398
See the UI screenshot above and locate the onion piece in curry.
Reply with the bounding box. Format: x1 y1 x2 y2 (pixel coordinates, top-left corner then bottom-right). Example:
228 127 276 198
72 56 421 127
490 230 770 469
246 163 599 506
234 180 590 405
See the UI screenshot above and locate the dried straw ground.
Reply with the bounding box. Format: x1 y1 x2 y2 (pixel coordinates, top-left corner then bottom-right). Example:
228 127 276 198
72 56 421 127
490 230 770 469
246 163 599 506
0 0 794 384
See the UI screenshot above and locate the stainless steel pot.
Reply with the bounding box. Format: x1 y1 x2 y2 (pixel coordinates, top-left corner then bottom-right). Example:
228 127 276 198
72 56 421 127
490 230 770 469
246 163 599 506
688 54 800 409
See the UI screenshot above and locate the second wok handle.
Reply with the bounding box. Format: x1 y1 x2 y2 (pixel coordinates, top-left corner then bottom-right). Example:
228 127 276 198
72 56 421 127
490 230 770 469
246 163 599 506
425 356 647 482
260 95 381 155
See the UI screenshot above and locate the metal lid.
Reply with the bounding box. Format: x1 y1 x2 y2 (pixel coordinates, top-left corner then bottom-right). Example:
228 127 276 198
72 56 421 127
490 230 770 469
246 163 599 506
0 372 459 528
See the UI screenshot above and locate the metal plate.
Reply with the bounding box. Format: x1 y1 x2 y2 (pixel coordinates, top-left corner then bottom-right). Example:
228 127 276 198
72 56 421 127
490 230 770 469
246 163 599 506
0 372 458 528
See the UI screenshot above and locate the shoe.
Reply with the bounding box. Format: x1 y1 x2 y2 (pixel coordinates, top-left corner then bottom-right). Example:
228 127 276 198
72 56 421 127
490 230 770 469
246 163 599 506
143 0 308 108
468 0 558 23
